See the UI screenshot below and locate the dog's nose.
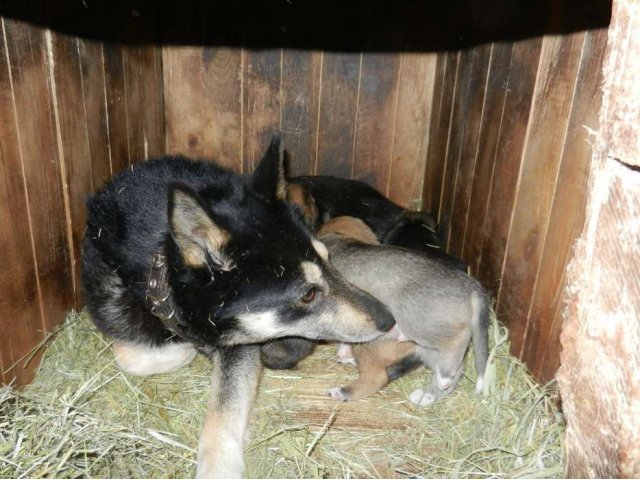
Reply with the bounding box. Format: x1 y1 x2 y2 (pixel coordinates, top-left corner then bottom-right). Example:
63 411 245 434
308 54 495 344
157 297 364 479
371 305 395 332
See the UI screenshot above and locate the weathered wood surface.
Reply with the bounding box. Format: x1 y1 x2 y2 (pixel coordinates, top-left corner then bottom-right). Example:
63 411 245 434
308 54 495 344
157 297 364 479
558 0 640 476
0 2 164 385
422 26 609 381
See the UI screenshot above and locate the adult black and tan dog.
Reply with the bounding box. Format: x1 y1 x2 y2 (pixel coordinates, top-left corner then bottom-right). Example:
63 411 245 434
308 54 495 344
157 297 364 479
81 135 395 478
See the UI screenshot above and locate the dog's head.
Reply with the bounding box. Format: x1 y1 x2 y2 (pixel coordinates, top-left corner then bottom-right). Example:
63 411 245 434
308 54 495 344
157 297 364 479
166 135 395 346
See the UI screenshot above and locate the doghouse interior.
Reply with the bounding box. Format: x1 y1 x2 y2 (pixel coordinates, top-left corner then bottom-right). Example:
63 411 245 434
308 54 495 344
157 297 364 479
0 0 611 386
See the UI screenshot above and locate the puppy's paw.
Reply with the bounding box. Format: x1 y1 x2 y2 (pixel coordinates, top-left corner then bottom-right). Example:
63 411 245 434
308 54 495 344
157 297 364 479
436 371 454 390
328 387 349 401
409 388 436 406
336 344 357 367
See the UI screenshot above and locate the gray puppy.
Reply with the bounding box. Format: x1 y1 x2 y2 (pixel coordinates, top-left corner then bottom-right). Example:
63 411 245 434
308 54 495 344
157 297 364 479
318 216 490 406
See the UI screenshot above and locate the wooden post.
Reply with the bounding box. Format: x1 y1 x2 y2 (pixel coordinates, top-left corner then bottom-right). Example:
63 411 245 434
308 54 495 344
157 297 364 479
558 0 640 476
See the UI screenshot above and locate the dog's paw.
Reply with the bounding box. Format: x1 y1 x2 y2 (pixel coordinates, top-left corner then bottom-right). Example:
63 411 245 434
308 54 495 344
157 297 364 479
409 388 436 406
328 387 348 401
336 344 357 367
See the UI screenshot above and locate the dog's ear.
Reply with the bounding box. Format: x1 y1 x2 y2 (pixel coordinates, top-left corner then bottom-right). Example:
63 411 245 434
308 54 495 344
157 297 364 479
168 183 234 270
286 183 318 228
251 132 288 202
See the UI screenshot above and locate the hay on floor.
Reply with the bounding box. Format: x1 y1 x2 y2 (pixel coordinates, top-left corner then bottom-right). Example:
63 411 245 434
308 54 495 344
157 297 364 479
0 311 565 478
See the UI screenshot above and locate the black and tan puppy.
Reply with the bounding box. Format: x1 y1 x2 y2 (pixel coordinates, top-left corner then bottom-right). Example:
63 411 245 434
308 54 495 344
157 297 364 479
289 175 467 271
82 136 395 478
318 216 490 405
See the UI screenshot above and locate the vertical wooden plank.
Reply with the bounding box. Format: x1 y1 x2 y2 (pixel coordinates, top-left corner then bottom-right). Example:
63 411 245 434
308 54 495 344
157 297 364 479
422 52 458 216
242 49 282 174
447 44 492 257
3 17 74 335
102 42 130 173
497 31 586 357
387 53 437 209
163 44 204 157
47 31 93 308
121 1 164 161
476 37 543 297
439 49 476 245
315 52 361 178
0 19 46 385
78 39 113 189
462 42 514 275
351 53 401 192
161 1 204 157
524 29 607 380
201 46 243 170
136 43 165 158
133 3 164 159
280 50 322 177
421 53 446 213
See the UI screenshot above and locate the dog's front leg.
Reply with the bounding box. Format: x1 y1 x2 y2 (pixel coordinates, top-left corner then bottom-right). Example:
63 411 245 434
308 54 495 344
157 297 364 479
197 345 262 479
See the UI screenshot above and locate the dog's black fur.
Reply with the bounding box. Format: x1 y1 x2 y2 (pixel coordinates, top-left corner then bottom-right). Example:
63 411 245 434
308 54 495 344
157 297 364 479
289 175 467 271
81 136 395 477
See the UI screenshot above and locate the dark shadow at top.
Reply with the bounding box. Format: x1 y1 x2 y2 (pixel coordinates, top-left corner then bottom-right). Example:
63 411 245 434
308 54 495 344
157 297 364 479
1 0 611 51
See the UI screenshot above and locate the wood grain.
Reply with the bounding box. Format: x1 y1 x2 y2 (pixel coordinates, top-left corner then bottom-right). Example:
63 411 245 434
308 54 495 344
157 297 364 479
0 18 46 386
447 44 492 257
162 0 204 158
315 52 362 178
78 40 113 189
102 42 130 173
476 37 543 297
387 53 437 209
280 50 322 177
242 49 282 174
440 49 479 248
3 16 74 330
498 31 585 357
352 53 400 192
462 42 514 275
47 32 92 308
422 52 456 215
201 47 243 170
525 28 608 380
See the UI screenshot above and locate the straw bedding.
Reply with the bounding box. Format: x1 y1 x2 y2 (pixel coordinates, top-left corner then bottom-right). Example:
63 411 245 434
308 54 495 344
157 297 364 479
0 311 564 478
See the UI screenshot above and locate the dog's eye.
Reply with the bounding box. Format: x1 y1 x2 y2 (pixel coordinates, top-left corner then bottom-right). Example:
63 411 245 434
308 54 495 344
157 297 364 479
301 287 317 304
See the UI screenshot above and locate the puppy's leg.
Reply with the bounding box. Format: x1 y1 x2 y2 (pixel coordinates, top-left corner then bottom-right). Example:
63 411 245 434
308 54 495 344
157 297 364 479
197 345 261 479
330 343 387 400
410 336 469 407
336 343 356 366
113 341 197 376
330 368 389 401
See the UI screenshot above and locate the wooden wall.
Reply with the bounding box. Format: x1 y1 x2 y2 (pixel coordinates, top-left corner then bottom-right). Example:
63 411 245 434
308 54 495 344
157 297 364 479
423 21 609 381
0 0 611 386
162 45 436 208
0 3 164 385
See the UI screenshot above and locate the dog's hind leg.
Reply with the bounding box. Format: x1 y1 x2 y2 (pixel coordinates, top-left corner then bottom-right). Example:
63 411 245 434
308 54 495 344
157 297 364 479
113 341 197 376
197 345 262 479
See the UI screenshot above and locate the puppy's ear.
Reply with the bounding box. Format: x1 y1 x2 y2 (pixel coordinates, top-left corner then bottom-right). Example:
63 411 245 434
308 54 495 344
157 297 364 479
251 132 287 202
168 183 234 270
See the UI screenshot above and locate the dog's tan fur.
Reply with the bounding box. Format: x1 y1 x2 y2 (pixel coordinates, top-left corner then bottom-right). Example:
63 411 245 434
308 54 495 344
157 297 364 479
341 340 417 400
317 216 379 245
286 183 318 227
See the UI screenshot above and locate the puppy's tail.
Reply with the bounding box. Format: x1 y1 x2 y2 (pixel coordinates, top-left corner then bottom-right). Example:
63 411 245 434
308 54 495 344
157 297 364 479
470 290 490 393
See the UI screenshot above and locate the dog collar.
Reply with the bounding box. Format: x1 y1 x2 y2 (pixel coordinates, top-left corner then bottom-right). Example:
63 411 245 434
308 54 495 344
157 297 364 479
146 251 205 347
